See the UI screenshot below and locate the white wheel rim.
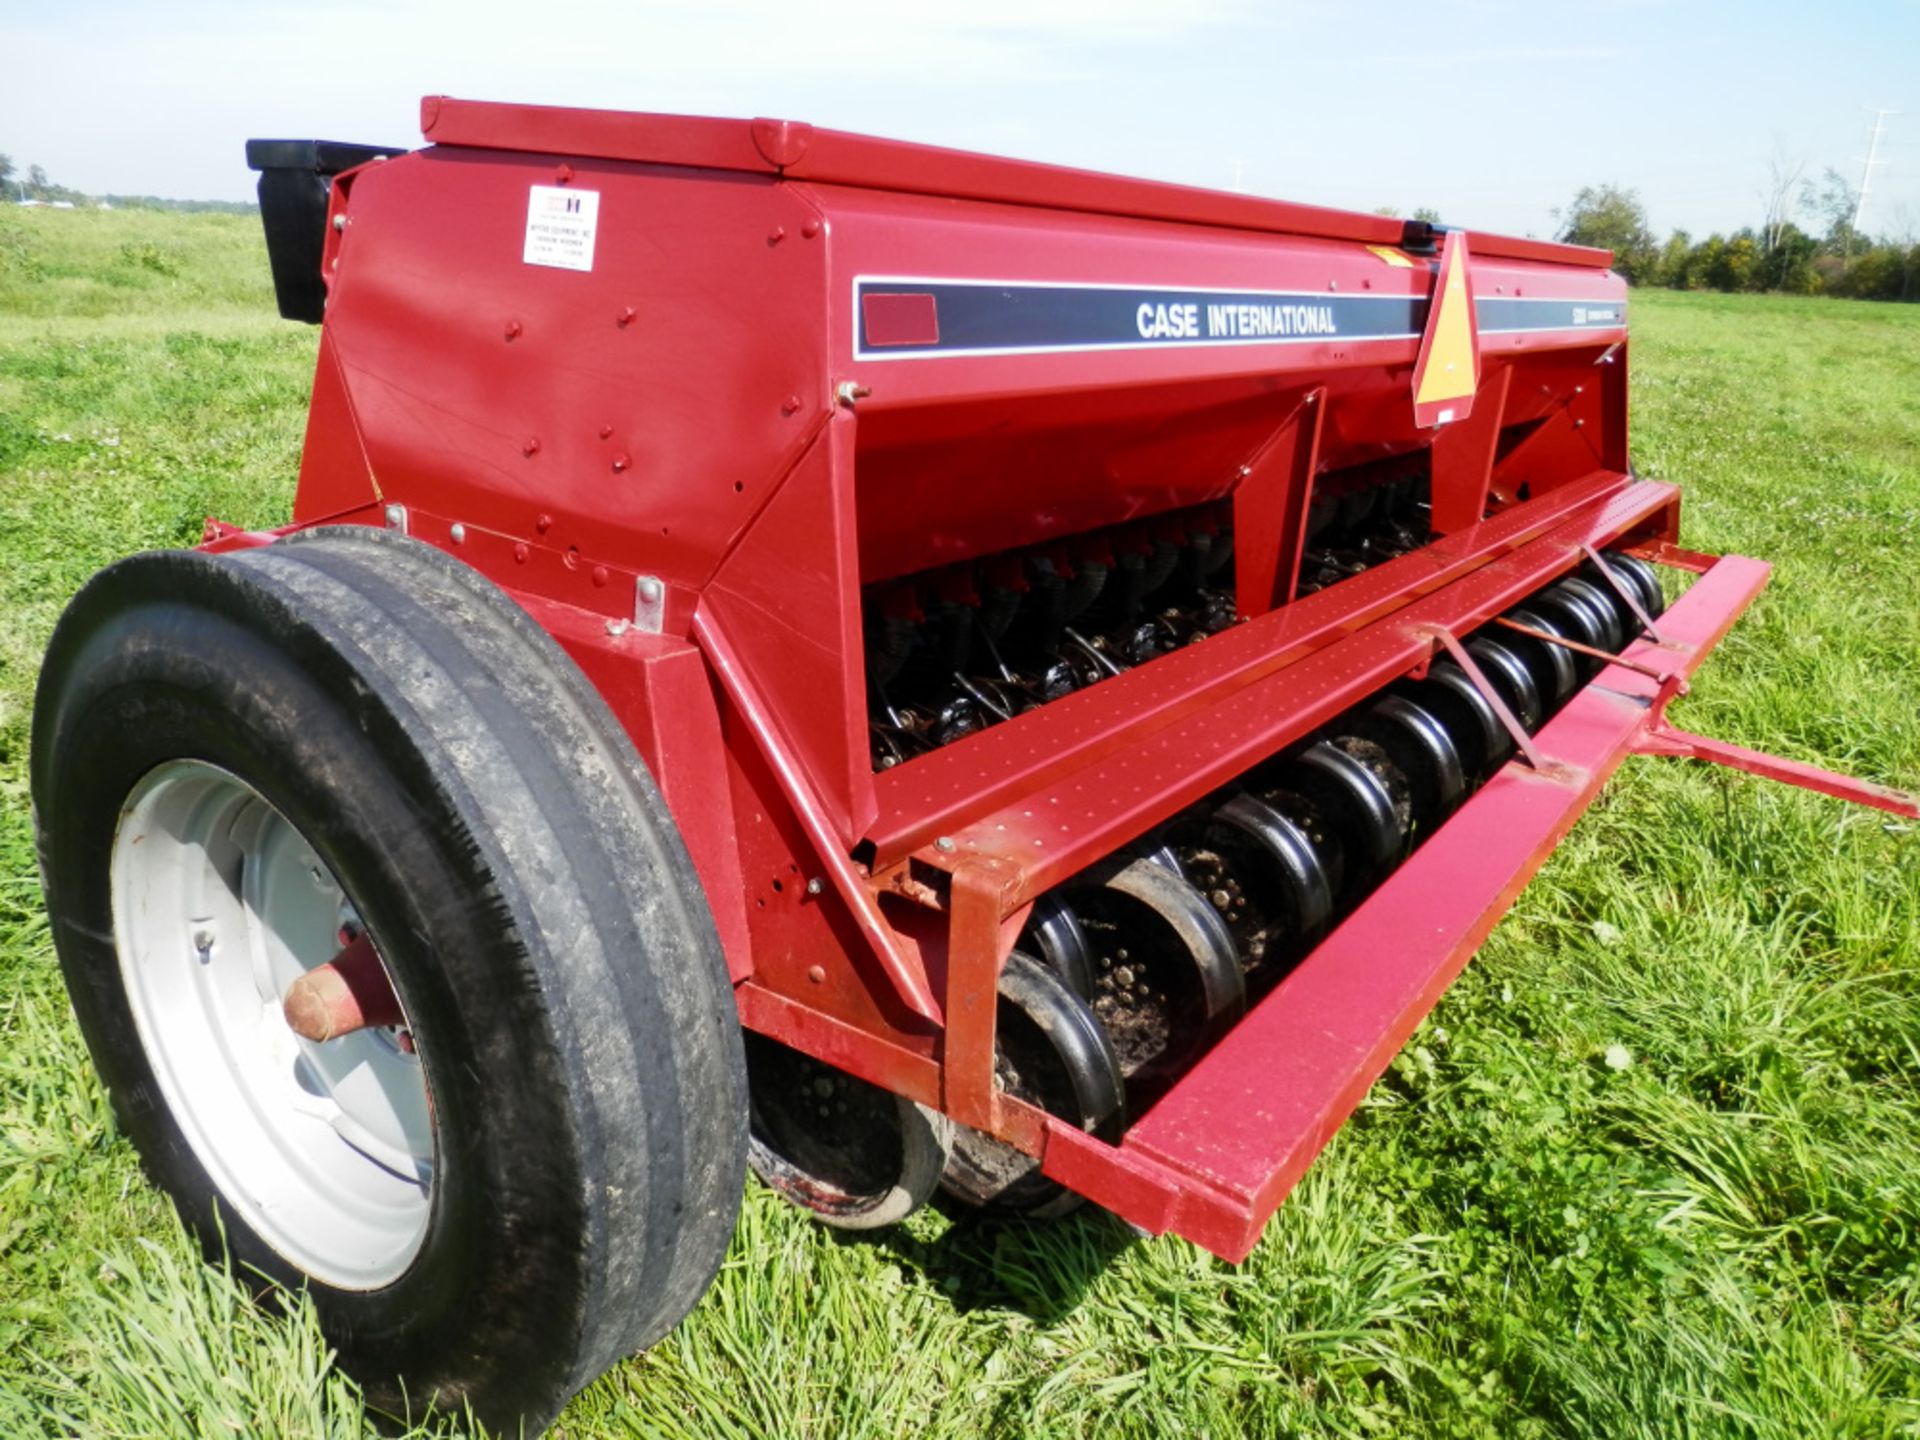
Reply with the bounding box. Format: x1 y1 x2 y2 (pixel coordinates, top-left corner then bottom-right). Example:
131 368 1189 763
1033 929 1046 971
111 760 435 1289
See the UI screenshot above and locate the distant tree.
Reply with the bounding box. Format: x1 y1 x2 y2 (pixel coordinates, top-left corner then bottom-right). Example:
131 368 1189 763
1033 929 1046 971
1706 232 1759 292
1803 166 1861 255
26 163 48 195
0 154 13 201
1684 235 1726 290
1753 221 1819 293
1411 206 1442 224
1370 205 1400 218
1892 209 1920 302
1656 229 1693 288
1758 142 1806 258
1556 183 1658 283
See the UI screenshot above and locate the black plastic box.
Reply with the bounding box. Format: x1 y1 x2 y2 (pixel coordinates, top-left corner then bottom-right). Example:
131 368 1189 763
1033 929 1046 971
245 139 405 323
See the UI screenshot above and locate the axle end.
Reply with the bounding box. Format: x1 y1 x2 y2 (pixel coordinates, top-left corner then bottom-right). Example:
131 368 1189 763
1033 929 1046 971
282 933 404 1041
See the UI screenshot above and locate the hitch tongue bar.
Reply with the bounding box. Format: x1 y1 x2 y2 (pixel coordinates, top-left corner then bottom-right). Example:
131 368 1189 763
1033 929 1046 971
1635 721 1920 819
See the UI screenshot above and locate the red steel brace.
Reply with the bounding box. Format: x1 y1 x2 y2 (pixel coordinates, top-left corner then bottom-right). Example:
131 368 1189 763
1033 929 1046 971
1416 624 1549 771
1635 722 1920 818
1581 541 1668 644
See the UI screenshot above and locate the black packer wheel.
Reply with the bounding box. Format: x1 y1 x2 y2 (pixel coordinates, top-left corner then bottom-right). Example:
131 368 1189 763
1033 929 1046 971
1068 855 1246 1105
1170 792 1334 982
1550 575 1628 653
940 951 1126 1219
1406 661 1513 776
1268 738 1410 900
746 1033 952 1229
1522 585 1615 679
1503 606 1580 711
1463 634 1545 732
1349 692 1468 836
1021 890 1096 998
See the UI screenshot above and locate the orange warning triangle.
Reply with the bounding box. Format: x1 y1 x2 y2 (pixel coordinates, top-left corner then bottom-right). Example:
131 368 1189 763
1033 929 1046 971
1411 230 1480 428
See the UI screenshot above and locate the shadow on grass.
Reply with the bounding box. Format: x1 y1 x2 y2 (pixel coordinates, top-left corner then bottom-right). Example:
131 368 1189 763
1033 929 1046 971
832 1196 1142 1325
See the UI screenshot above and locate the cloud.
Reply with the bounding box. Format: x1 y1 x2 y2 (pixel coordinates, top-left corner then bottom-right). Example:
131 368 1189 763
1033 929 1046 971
1363 46 1627 64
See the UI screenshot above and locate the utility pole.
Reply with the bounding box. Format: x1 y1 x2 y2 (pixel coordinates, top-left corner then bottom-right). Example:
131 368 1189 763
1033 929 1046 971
1853 108 1898 235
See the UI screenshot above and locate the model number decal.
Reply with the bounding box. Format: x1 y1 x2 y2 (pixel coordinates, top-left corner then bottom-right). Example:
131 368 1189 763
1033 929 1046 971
523 185 600 272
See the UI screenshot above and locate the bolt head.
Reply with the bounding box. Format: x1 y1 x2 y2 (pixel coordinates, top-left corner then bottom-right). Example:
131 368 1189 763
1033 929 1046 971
806 965 826 984
331 214 346 231
449 522 466 544
637 577 664 604
383 504 405 529
805 877 823 896
934 836 956 853
611 453 630 473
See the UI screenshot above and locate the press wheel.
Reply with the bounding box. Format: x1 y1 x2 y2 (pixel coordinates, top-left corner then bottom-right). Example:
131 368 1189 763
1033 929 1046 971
746 1034 952 1230
1170 792 1334 982
940 951 1125 1219
1068 856 1246 1106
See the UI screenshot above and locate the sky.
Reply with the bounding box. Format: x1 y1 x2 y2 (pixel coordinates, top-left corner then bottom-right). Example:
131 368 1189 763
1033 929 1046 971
2 0 1917 241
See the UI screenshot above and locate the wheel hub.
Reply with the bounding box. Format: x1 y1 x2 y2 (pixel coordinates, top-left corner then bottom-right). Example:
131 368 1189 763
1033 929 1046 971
110 760 434 1290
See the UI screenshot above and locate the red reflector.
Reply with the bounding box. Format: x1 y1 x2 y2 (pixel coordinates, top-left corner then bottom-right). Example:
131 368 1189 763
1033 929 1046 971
862 292 940 347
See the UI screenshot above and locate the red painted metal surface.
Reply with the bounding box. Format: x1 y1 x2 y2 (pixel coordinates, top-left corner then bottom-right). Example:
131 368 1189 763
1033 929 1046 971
1636 722 1920 818
420 96 1609 268
217 96 1915 1265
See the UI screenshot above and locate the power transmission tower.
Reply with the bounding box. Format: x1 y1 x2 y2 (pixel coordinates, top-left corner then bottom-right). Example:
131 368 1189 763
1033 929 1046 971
1853 108 1899 234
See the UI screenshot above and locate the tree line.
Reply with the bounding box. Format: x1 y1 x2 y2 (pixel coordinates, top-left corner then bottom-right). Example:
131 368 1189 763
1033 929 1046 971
0 152 256 214
1554 177 1918 302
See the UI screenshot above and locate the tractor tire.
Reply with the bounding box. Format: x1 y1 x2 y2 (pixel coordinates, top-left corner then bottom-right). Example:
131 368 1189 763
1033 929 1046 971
31 526 746 1436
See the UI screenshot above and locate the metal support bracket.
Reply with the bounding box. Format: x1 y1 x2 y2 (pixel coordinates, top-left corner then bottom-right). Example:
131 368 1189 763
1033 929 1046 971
1417 623 1550 773
1634 720 1920 819
1493 615 1685 690
1580 541 1668 644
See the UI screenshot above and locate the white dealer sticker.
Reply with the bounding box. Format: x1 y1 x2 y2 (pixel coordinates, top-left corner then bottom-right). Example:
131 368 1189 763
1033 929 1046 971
523 185 600 272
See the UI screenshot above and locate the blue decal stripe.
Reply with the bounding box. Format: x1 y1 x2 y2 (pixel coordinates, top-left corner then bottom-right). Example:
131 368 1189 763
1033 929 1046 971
852 279 1626 359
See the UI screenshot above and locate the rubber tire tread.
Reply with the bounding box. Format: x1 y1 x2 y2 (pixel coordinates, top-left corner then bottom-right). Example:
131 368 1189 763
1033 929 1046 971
31 527 746 1435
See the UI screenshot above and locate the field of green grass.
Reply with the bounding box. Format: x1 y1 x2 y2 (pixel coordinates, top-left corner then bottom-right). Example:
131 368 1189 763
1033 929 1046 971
1 207 1916 1439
